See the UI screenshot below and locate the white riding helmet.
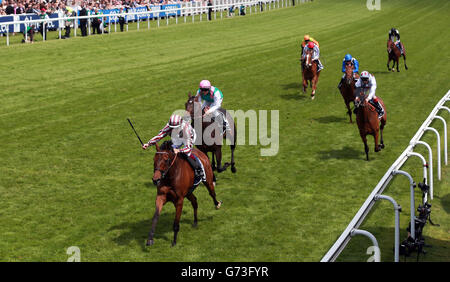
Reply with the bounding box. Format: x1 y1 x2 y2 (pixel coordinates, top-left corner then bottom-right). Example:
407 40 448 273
360 71 370 80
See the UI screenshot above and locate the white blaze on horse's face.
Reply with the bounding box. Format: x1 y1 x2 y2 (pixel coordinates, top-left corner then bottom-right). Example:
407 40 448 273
306 53 312 67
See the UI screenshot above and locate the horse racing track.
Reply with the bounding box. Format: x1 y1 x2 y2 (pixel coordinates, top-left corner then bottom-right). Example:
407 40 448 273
0 0 449 262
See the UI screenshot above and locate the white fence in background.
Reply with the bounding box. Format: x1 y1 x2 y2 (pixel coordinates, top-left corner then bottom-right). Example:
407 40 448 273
321 90 450 262
0 0 311 46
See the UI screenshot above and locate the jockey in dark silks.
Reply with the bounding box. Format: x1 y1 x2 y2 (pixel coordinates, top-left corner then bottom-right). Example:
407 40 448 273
389 28 405 55
142 114 205 186
338 54 359 89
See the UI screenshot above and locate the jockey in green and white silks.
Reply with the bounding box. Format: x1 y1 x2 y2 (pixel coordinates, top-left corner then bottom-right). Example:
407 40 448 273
195 80 230 133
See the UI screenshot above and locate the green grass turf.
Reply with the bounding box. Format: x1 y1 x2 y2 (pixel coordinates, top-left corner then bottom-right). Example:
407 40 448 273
0 0 449 261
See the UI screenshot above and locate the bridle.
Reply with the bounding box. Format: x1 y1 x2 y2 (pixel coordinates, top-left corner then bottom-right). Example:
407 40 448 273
155 151 178 179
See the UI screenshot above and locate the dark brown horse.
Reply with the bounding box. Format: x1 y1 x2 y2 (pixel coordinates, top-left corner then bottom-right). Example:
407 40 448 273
354 89 387 161
147 140 222 247
339 62 359 123
301 49 321 99
185 93 237 173
387 39 408 72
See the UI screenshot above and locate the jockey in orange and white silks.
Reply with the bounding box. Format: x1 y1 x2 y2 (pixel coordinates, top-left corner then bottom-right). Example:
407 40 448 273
301 41 324 72
142 114 205 185
355 71 384 118
195 80 230 133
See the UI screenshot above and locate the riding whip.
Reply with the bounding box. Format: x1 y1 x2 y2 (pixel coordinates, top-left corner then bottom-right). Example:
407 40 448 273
127 118 144 146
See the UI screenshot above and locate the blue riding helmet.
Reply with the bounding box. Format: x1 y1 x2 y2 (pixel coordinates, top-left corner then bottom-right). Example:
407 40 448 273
344 54 352 62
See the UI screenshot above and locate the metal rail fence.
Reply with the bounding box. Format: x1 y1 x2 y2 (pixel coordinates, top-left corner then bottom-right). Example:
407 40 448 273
321 90 450 262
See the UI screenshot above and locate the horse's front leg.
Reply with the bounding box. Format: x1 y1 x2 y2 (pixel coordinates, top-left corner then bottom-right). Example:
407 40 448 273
302 73 308 93
172 198 185 247
360 133 370 161
396 59 400 72
311 78 316 100
387 57 391 71
146 194 166 246
346 101 352 123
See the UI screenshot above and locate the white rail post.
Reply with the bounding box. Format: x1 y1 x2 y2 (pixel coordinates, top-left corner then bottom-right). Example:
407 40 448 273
425 127 441 181
407 151 429 203
350 229 380 262
413 141 434 200
6 25 10 46
433 116 448 165
374 195 401 262
392 170 416 239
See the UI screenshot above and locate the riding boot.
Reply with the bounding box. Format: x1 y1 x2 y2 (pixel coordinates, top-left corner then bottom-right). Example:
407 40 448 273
370 100 384 118
186 154 205 187
376 101 385 118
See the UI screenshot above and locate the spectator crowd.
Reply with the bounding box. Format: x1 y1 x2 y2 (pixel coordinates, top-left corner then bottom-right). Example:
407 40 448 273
0 0 199 16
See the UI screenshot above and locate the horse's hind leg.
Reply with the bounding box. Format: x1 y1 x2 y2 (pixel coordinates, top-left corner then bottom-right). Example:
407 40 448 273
396 59 400 72
403 54 408 70
380 120 386 149
186 193 198 228
146 194 166 246
171 198 184 247
230 144 236 173
204 179 222 209
211 152 216 171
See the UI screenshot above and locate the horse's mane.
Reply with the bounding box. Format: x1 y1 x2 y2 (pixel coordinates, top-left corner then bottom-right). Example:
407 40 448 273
160 140 173 151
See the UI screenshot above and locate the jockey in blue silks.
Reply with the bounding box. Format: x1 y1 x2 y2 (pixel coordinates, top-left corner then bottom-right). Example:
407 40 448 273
338 54 359 89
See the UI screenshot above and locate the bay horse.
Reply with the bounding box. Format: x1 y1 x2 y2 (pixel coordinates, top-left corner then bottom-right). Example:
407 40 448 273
339 62 359 123
185 93 237 173
147 140 222 247
301 49 321 99
387 39 408 72
354 89 387 161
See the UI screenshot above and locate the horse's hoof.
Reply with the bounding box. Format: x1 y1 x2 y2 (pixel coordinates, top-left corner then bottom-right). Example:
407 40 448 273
380 144 385 149
171 241 177 247
311 95 315 100
216 200 223 210
217 167 226 173
231 166 237 173
192 222 198 228
146 239 154 246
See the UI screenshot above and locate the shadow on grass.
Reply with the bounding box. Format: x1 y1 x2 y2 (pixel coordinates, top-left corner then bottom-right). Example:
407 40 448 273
314 115 348 124
283 82 302 90
318 145 362 160
280 92 307 100
441 193 450 214
109 208 214 251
